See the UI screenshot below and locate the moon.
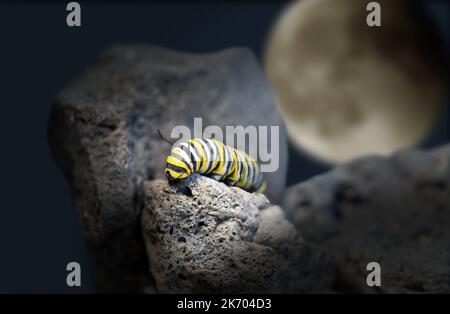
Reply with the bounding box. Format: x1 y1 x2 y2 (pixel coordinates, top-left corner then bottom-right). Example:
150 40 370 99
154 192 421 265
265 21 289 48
264 0 447 163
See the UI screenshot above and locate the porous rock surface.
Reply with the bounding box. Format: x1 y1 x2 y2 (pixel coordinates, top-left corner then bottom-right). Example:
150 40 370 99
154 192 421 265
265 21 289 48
48 45 288 291
142 175 335 293
284 145 450 293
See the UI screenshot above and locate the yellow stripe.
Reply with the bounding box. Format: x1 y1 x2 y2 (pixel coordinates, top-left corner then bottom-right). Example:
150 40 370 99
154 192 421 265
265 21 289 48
227 148 239 181
255 181 266 193
172 147 193 172
225 145 236 177
236 151 248 188
210 140 220 173
251 160 259 189
211 140 225 175
166 155 190 172
187 140 201 172
189 139 208 173
243 154 253 190
166 168 187 180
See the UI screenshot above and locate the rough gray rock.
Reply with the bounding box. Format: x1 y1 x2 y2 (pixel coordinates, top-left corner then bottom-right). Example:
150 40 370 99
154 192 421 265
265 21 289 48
142 175 335 293
284 145 450 293
48 45 288 291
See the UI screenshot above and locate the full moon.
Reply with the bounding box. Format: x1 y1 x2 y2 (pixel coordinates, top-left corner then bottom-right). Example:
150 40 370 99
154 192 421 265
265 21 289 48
265 0 447 163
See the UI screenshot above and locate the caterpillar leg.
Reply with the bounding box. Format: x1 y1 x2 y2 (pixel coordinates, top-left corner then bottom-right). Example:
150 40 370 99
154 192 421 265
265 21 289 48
208 174 223 181
224 178 237 186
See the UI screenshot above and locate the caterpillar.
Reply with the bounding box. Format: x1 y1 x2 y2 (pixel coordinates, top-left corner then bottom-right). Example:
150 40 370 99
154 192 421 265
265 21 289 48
164 138 266 193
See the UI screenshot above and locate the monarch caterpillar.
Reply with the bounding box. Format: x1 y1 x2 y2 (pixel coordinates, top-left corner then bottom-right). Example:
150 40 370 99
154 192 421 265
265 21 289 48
163 136 266 193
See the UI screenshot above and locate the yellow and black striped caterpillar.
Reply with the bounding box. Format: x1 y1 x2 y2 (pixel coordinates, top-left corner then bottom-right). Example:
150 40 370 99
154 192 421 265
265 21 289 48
164 138 266 193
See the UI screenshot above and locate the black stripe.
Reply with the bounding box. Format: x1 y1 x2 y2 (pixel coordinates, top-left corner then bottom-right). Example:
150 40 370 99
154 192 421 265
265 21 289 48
254 165 262 187
234 149 241 179
220 143 228 177
190 140 202 172
209 141 220 174
223 145 232 177
172 151 193 172
185 143 197 173
229 148 240 181
248 156 256 187
166 163 187 173
244 155 252 188
238 152 246 179
253 162 259 188
204 140 215 174
254 173 264 191
197 139 210 173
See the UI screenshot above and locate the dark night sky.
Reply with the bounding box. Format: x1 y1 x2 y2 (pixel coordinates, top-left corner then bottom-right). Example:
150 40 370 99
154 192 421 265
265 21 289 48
0 1 447 292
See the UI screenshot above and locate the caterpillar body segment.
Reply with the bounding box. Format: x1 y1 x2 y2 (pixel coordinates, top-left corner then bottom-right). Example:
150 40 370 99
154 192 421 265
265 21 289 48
165 138 266 193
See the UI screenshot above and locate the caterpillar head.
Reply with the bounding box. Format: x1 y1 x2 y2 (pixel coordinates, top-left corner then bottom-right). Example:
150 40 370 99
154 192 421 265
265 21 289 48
165 146 193 181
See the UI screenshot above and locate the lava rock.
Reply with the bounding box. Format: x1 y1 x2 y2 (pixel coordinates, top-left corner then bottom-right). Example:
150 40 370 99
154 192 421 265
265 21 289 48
141 175 335 293
48 45 288 291
284 145 450 293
